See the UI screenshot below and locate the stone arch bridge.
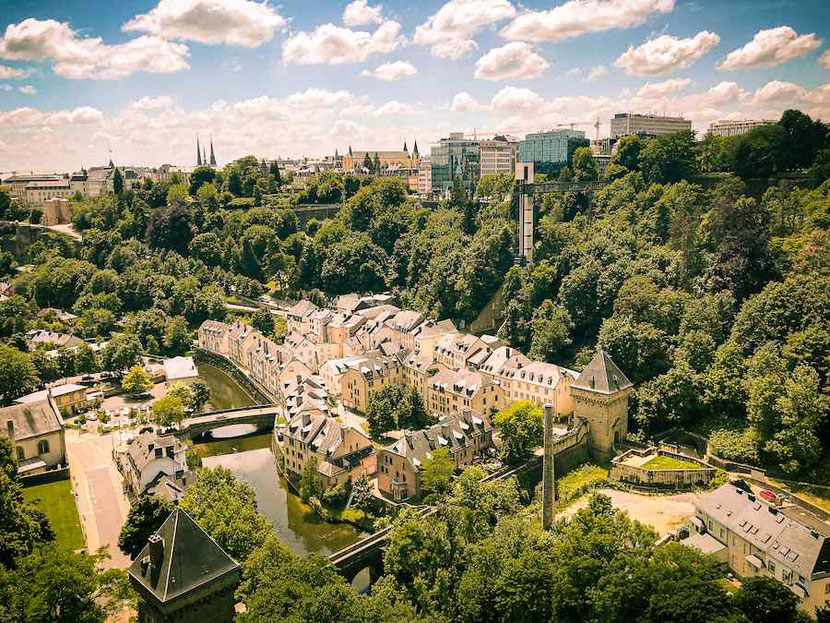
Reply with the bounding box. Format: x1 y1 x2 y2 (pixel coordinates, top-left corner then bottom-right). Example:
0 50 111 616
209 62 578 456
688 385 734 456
173 404 280 439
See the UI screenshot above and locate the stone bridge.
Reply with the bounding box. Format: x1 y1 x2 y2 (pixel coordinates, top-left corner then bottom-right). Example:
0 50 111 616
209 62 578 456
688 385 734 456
174 404 280 439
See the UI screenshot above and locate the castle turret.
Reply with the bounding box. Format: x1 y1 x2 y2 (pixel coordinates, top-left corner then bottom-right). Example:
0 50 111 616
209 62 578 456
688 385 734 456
570 349 632 461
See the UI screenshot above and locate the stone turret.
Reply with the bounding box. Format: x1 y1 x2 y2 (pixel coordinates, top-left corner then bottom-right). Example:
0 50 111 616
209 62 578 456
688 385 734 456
570 350 633 461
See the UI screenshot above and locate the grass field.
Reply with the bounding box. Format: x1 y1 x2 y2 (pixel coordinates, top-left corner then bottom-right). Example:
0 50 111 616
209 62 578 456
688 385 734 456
643 455 703 471
556 463 610 507
22 479 85 551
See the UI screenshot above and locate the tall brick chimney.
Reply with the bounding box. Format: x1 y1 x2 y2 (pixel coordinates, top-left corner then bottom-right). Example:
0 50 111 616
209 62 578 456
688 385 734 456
148 534 164 568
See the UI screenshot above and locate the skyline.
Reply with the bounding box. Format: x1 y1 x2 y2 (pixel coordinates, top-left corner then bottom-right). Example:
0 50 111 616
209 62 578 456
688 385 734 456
0 0 829 171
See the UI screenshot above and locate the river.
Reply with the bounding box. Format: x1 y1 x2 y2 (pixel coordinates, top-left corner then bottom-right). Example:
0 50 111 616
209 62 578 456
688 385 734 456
193 363 363 556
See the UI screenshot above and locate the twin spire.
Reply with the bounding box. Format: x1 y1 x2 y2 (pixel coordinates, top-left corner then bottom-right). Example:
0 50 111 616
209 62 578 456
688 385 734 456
196 134 218 167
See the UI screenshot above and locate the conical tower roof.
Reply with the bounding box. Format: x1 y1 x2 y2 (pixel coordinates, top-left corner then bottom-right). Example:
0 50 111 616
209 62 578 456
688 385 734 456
403 140 408 153
209 135 217 166
572 349 632 394
196 135 202 166
412 139 419 155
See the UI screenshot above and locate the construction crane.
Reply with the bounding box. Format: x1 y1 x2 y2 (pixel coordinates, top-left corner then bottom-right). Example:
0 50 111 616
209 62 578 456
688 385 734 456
556 118 601 142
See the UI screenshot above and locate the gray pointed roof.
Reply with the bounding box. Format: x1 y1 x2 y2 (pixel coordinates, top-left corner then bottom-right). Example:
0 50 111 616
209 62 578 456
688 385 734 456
128 507 239 604
571 349 632 394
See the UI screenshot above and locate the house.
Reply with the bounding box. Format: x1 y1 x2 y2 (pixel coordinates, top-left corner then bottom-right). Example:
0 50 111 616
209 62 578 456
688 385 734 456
120 431 187 498
326 313 366 344
340 354 405 412
281 332 318 371
307 308 334 343
400 350 448 398
410 319 456 358
0 395 66 475
128 508 241 623
16 383 88 415
164 356 199 386
276 412 375 489
377 409 495 501
434 332 495 370
198 320 229 357
684 483 830 614
285 299 318 334
426 368 505 417
24 329 84 350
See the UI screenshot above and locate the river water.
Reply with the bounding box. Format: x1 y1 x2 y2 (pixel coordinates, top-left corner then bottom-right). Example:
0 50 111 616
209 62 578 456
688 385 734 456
192 363 363 556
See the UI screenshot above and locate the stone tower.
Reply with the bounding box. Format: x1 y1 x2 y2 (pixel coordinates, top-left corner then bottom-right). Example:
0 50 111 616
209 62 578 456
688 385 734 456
570 350 633 461
128 508 240 623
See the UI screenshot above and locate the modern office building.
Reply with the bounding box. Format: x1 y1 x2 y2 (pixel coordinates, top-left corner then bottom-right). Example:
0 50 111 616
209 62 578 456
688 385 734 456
708 119 776 137
431 132 481 195
610 113 692 139
480 135 520 176
517 129 588 176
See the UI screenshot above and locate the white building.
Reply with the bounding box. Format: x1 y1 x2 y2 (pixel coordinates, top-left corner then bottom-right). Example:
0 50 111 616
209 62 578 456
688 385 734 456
480 135 520 176
610 113 692 138
708 119 776 137
164 356 199 385
417 156 432 196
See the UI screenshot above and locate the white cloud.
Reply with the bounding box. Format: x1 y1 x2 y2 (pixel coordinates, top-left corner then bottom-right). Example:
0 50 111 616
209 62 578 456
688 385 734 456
636 77 693 98
0 106 103 127
719 26 821 71
0 63 30 79
360 60 417 81
821 50 830 69
124 0 286 47
614 31 720 76
0 18 190 79
587 65 607 81
473 42 548 81
282 20 404 65
128 95 177 111
372 100 419 117
449 92 482 112
414 0 517 59
753 80 806 102
563 67 582 78
490 86 544 112
0 84 12 91
18 84 36 94
502 0 674 42
343 0 384 27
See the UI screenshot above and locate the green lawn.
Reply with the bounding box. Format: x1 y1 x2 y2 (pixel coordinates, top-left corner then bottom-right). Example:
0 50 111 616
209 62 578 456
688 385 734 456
643 455 703 471
22 479 85 551
556 463 609 507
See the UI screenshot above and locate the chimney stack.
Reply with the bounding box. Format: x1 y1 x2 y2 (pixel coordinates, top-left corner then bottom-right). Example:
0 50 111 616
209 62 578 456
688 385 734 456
6 420 13 440
148 534 164 567
542 403 555 531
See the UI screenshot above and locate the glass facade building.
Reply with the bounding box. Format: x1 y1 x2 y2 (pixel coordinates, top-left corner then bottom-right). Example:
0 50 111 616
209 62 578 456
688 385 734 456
517 129 587 176
430 132 481 195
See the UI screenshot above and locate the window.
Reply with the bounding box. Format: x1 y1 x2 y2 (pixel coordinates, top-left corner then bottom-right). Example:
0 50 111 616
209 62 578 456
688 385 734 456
768 561 776 574
37 440 50 455
16 446 24 460
782 569 792 585
825 582 830 594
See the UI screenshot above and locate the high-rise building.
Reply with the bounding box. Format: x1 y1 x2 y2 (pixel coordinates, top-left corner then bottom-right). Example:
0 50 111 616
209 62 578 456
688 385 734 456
431 132 480 195
610 113 692 139
480 135 520 176
708 118 776 137
417 156 432 196
517 129 587 177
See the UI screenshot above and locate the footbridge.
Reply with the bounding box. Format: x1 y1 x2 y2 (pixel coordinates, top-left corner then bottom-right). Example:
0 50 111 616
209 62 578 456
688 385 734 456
174 404 280 439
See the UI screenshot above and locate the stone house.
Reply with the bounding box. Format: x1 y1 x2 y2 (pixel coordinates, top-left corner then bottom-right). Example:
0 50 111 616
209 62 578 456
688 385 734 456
16 383 88 415
434 332 497 370
0 396 66 476
120 431 187 498
426 368 505 418
377 409 494 501
340 355 405 412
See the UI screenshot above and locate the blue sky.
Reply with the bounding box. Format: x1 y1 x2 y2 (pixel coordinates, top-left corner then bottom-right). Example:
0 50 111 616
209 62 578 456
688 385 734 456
1 0 829 171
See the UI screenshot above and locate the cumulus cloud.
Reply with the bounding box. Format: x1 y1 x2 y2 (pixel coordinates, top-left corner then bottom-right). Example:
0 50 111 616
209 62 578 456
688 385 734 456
360 60 417 81
124 0 286 47
0 18 190 79
502 0 674 42
473 42 548 81
587 65 607 81
636 77 694 98
753 80 806 102
343 0 384 27
18 84 36 94
719 26 822 70
614 31 720 76
372 100 419 117
0 84 11 91
449 92 482 112
821 50 830 69
0 63 30 79
282 20 404 64
414 0 517 59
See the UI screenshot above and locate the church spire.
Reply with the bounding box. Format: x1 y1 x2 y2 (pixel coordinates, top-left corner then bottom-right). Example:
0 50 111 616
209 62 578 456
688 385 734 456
413 139 419 156
348 145 353 157
403 140 408 153
196 135 202 166
209 135 217 167
203 146 207 166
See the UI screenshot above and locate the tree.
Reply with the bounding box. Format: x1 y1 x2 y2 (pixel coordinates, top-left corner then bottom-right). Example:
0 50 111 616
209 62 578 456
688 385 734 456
350 473 373 511
151 395 185 428
99 334 142 374
493 400 543 464
640 130 698 184
121 366 153 396
180 467 272 562
365 385 406 438
250 308 275 336
163 316 191 354
420 447 454 497
0 345 39 406
118 497 174 559
397 386 433 431
112 168 124 196
299 457 322 501
528 300 573 362
190 381 211 412
571 147 598 182
732 576 804 623
165 383 195 409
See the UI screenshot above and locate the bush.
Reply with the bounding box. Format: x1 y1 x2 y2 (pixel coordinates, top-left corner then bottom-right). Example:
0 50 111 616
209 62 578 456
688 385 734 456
708 428 760 465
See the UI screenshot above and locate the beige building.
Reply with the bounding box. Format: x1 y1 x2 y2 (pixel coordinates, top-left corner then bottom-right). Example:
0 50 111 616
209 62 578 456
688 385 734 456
341 146 420 174
610 113 692 138
708 119 775 137
41 198 73 225
401 351 448 398
1 396 66 475
277 412 375 488
434 332 498 370
16 383 88 415
119 431 187 498
686 483 830 614
377 409 494 500
340 355 405 412
1 173 62 200
426 368 505 417
480 136 520 177
417 156 432 196
25 180 72 205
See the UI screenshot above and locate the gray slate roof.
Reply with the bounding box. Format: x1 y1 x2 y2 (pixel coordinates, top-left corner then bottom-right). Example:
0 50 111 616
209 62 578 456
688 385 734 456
572 349 633 394
0 397 63 441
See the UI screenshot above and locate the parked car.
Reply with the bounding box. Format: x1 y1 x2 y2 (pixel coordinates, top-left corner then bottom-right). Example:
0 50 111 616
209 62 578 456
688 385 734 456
759 489 778 502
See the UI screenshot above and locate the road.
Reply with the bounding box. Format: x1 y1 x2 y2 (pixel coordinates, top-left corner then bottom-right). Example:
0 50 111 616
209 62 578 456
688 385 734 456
65 429 131 568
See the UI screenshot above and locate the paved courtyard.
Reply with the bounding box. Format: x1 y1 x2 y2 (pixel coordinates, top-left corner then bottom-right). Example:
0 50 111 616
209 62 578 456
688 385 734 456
65 429 131 568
